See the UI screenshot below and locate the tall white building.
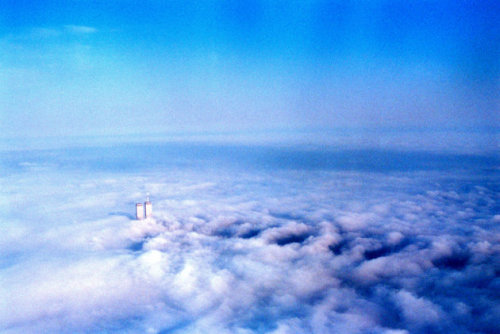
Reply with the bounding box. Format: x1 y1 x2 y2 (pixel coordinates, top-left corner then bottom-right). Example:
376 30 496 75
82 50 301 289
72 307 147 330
135 203 144 220
145 196 152 218
135 196 152 220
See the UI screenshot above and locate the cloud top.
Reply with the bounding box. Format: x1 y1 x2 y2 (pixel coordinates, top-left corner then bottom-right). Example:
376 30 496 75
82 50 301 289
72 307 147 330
0 145 498 333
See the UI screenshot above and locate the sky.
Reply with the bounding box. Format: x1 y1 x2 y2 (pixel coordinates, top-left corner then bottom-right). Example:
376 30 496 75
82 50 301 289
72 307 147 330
0 0 498 143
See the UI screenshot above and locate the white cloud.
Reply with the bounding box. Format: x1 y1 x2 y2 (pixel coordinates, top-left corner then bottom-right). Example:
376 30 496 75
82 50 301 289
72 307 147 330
64 25 98 34
394 290 443 325
0 146 498 333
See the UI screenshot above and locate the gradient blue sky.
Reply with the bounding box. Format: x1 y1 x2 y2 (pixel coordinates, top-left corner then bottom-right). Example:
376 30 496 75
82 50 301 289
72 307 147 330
0 0 498 140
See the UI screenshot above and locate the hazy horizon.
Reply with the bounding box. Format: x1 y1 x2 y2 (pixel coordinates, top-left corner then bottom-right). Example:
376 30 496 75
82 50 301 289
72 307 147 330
0 126 498 154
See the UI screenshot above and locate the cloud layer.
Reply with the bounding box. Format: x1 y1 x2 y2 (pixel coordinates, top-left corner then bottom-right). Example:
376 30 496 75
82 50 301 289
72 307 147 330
0 145 499 333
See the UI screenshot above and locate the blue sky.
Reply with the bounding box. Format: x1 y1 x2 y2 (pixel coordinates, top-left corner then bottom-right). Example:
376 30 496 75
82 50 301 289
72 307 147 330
0 0 498 140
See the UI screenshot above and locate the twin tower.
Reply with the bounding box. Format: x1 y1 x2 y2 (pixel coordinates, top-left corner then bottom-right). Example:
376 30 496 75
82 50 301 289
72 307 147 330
136 196 152 220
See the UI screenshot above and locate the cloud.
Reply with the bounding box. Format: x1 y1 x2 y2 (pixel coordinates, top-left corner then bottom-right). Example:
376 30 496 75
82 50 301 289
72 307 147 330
1 25 98 44
0 145 499 333
64 25 98 34
394 290 443 325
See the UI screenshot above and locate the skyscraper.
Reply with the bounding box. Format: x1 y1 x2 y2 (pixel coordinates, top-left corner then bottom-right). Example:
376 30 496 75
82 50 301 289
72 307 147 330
135 203 144 220
145 196 152 218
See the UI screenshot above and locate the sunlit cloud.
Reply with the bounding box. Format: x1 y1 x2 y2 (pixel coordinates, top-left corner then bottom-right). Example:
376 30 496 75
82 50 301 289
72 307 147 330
0 145 498 333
